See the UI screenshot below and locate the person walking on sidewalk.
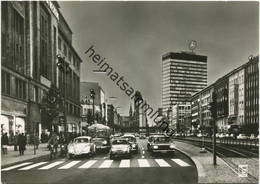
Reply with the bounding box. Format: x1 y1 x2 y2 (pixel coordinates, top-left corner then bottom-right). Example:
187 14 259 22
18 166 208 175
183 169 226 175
2 133 9 154
14 133 18 151
18 133 26 155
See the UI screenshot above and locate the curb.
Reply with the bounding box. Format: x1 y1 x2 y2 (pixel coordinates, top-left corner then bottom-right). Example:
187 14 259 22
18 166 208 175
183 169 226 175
174 146 206 180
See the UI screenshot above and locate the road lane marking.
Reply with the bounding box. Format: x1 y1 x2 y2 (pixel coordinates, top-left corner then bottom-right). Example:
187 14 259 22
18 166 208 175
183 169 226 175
38 161 64 170
99 160 113 168
155 159 171 167
171 159 190 167
142 156 145 158
58 161 81 169
119 159 130 168
78 160 97 169
2 162 33 171
138 159 150 167
19 162 48 170
142 151 145 154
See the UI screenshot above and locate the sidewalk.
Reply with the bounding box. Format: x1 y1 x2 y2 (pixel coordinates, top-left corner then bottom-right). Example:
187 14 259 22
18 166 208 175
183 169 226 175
1 143 49 167
174 140 258 184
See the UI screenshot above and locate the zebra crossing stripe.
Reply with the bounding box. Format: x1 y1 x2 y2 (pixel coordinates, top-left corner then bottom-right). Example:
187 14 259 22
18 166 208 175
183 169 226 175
58 161 81 169
138 159 150 167
119 159 130 168
99 160 113 168
171 159 190 167
38 161 64 170
78 160 97 169
19 162 48 170
154 159 171 167
2 162 33 171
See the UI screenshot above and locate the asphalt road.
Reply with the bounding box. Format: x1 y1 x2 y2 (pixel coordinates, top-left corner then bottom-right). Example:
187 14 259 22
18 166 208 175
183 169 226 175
2 138 198 184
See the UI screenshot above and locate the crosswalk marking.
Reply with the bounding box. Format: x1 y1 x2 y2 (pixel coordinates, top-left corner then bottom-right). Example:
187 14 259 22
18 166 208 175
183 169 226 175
2 162 33 171
78 160 97 169
171 159 190 167
19 162 48 170
119 159 130 168
2 158 192 171
138 159 150 167
38 161 64 170
58 161 81 169
99 160 113 168
155 159 171 167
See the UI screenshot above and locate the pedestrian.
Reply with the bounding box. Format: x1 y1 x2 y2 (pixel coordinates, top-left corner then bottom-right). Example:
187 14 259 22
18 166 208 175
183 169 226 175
48 134 59 159
1 133 9 154
18 133 26 155
34 134 40 149
14 133 18 151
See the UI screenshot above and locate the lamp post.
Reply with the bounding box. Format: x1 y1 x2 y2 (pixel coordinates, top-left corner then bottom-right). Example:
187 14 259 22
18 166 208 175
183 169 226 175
90 89 96 124
57 54 70 134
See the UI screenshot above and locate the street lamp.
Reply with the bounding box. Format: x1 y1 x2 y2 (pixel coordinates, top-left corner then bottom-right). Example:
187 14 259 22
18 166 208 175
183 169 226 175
90 89 96 124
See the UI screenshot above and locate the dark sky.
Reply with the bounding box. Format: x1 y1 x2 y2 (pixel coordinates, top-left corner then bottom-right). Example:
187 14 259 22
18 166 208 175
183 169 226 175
59 1 259 118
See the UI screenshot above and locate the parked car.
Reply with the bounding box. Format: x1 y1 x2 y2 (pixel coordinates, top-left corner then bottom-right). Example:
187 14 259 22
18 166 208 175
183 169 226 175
249 134 256 140
122 134 138 153
92 137 110 152
140 133 146 139
219 133 225 139
67 136 96 159
197 133 202 138
237 134 248 140
147 134 175 154
110 138 131 159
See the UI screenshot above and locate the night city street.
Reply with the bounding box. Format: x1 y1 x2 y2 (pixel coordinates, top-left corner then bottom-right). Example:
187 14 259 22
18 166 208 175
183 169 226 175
1 1 259 184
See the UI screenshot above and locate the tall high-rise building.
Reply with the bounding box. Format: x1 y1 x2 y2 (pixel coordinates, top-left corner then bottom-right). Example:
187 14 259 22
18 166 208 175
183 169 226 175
162 52 207 114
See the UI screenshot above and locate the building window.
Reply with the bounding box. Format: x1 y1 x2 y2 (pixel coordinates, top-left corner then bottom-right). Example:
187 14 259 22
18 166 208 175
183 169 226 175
40 5 50 79
58 37 61 50
15 78 26 100
13 8 25 73
63 43 67 56
33 86 39 102
1 71 11 95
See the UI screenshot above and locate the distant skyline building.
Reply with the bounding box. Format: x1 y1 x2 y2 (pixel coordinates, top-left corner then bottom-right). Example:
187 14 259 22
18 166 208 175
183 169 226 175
162 51 208 115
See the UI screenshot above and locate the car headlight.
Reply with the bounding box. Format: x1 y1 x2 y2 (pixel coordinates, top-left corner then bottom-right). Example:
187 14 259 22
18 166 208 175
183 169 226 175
169 144 175 149
102 141 107 145
153 145 158 149
68 146 74 153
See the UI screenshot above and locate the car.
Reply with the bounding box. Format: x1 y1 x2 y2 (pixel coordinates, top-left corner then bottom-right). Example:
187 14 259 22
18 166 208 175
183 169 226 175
237 134 248 140
139 133 146 139
134 133 140 137
92 137 110 152
219 133 225 139
122 134 138 153
249 134 256 140
197 133 202 138
110 138 131 159
147 134 175 154
67 136 96 159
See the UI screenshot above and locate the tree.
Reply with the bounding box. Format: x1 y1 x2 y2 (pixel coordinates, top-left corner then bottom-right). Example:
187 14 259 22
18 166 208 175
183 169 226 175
40 83 62 133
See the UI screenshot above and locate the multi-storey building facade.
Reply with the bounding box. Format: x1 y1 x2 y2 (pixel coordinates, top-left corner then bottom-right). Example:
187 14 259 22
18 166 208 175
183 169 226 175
244 57 259 134
171 103 191 133
1 1 81 137
190 85 214 134
162 52 207 115
191 56 259 135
